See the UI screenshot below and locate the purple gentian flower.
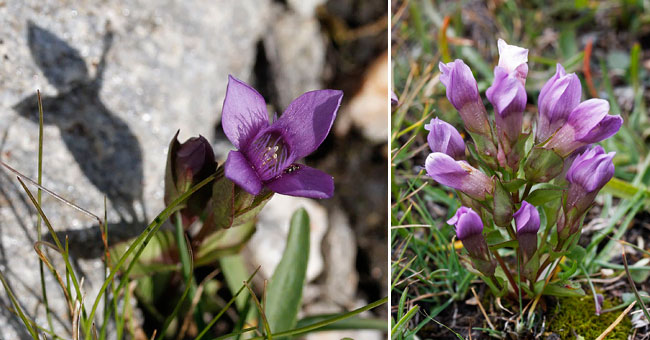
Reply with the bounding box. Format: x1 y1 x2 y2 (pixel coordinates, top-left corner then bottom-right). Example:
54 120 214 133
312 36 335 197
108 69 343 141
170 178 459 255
424 118 465 160
486 66 527 145
536 64 582 143
447 206 495 275
565 145 615 211
222 75 343 199
438 60 492 137
514 200 540 262
544 99 623 157
425 152 494 200
559 146 615 237
497 39 528 84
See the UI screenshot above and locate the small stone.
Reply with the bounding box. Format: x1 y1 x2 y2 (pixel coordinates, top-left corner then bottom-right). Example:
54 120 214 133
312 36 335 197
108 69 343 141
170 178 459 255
246 195 328 282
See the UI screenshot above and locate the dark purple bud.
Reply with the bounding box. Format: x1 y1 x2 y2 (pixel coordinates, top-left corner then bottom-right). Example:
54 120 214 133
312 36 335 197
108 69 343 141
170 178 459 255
164 132 217 225
536 64 582 143
424 117 466 159
486 66 526 145
544 99 623 157
497 39 528 84
514 200 540 262
222 75 342 199
438 60 492 136
448 206 495 276
425 152 494 200
175 136 215 184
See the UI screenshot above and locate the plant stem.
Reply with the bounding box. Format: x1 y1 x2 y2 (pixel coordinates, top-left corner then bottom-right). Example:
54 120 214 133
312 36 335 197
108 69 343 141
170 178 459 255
174 211 205 330
521 182 533 201
492 249 520 298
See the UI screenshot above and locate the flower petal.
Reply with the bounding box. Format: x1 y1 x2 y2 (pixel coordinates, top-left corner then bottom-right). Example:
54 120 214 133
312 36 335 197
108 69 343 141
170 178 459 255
265 164 334 199
221 75 269 149
224 150 262 195
272 89 343 159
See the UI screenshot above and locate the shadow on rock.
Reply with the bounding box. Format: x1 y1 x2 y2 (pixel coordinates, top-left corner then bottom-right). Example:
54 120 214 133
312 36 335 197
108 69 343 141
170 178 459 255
13 22 145 223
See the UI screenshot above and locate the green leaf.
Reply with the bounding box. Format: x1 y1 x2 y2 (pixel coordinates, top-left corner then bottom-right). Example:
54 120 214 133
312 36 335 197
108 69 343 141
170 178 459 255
538 280 585 297
502 178 526 192
526 187 564 206
493 179 513 227
265 208 311 335
220 254 251 311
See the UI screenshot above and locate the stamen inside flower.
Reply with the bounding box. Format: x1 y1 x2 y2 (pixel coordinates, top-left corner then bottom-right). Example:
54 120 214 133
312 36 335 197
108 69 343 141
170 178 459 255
246 131 292 181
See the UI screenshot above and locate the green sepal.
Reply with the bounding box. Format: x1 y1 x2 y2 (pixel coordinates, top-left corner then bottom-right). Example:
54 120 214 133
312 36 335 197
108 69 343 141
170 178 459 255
524 147 564 182
493 178 514 227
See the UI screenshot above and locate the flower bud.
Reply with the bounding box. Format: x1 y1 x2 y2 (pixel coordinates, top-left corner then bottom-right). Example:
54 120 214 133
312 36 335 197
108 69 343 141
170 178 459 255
536 64 582 143
544 99 623 157
424 117 466 159
448 206 495 276
164 132 217 225
514 201 540 263
425 152 494 200
497 39 528 84
438 60 492 137
486 66 526 149
558 146 615 238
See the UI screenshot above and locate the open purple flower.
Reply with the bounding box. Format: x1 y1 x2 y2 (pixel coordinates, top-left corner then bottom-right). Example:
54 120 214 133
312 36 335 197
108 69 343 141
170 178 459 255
514 201 540 262
222 75 343 199
448 206 495 275
536 64 582 143
544 99 623 157
438 60 492 137
497 39 528 84
424 117 465 159
425 152 493 200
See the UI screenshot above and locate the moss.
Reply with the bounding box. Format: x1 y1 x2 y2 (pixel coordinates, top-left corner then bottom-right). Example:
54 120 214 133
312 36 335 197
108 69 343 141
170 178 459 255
547 295 632 339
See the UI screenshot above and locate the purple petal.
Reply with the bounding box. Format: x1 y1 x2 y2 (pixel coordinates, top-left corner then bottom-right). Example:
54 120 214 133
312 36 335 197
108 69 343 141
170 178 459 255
425 118 465 159
538 64 582 123
514 200 540 234
224 150 263 195
438 60 480 110
222 75 270 149
486 67 527 118
567 99 610 138
425 152 467 190
265 164 334 199
272 89 343 159
567 146 615 192
447 206 483 240
391 90 398 105
497 39 529 82
578 114 623 143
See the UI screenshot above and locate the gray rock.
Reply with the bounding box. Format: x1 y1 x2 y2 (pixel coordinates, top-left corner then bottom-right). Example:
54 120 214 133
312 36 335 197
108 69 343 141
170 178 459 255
0 0 270 338
245 195 328 282
263 5 326 109
324 207 358 307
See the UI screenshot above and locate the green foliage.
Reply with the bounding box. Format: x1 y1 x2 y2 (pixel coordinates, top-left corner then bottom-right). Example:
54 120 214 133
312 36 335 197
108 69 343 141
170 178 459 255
265 208 311 335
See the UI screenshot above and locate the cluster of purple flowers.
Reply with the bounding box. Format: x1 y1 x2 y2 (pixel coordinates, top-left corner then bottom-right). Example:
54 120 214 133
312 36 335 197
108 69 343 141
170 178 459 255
426 39 621 280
